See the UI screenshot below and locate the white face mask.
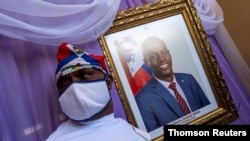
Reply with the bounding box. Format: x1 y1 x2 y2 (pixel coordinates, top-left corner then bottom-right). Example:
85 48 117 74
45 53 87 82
58 80 111 121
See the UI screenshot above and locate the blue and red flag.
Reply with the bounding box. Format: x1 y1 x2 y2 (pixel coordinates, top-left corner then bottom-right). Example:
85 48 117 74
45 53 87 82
116 37 152 96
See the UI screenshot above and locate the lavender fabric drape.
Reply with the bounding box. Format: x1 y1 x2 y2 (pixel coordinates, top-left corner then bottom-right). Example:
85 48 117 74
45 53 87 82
208 36 250 123
194 0 250 96
193 0 224 35
0 0 121 45
0 0 249 141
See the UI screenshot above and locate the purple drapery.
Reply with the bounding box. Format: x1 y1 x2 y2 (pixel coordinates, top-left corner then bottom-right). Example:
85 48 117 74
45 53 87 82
208 36 250 124
0 1 249 141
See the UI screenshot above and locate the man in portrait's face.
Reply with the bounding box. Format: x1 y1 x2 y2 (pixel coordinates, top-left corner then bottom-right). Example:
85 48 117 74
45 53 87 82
142 37 174 82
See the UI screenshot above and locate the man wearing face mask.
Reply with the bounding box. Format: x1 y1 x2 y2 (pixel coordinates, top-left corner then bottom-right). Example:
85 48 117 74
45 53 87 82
46 42 150 141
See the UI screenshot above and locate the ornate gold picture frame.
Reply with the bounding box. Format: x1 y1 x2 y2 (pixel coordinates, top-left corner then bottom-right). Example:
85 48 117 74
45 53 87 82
98 0 238 140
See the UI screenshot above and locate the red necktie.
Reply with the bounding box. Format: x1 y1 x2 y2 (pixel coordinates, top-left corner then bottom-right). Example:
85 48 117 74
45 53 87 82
169 82 190 115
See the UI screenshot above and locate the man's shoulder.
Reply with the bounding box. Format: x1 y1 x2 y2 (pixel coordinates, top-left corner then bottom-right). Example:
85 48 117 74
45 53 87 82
45 120 72 141
174 72 192 76
136 78 155 92
174 73 194 79
135 77 158 100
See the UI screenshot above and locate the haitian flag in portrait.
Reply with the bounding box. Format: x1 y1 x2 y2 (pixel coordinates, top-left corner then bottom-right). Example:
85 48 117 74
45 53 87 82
115 37 152 96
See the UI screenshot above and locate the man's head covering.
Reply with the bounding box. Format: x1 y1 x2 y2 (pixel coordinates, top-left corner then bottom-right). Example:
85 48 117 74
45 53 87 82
55 42 108 80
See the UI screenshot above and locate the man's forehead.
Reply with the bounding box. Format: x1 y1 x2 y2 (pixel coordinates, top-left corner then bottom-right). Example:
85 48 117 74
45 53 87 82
145 45 167 53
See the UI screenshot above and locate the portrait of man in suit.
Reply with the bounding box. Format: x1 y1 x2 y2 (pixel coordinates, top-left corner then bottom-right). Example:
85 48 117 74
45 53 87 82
135 36 210 132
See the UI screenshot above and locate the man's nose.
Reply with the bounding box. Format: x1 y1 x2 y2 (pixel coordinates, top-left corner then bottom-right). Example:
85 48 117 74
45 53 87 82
157 53 165 60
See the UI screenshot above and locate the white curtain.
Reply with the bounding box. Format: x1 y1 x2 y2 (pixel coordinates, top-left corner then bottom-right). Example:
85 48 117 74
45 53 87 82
193 0 223 35
0 0 121 45
193 0 250 95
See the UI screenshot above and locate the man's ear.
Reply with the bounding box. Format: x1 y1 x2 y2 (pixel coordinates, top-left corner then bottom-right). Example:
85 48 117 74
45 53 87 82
106 75 114 90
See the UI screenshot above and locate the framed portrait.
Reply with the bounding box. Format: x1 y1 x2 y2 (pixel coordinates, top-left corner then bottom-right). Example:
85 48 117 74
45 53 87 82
98 0 238 140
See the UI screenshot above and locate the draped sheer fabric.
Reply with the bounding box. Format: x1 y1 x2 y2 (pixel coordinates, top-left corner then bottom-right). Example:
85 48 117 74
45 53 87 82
193 0 224 35
214 24 250 99
0 0 121 45
0 0 249 141
194 0 250 96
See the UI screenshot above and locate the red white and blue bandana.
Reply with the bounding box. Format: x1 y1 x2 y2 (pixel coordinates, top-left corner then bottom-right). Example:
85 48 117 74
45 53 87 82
55 42 108 80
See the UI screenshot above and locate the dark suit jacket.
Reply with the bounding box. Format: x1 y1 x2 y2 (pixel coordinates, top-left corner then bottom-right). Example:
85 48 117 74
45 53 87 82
135 73 210 132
